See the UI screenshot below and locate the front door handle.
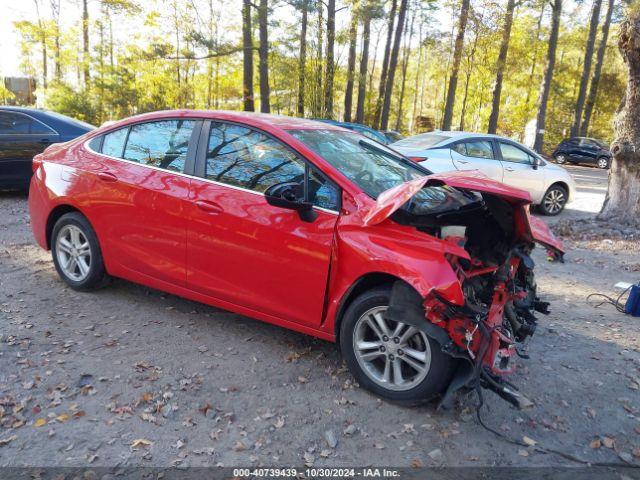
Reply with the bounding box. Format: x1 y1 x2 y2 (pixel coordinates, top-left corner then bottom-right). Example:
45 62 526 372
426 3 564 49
504 167 514 172
195 200 223 214
457 160 469 164
97 171 118 182
39 138 52 145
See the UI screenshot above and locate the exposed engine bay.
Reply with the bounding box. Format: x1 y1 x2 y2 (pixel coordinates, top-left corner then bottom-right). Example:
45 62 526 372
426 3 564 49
386 187 560 408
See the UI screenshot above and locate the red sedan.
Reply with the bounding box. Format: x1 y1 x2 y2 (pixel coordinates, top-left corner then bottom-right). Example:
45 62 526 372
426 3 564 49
29 110 563 406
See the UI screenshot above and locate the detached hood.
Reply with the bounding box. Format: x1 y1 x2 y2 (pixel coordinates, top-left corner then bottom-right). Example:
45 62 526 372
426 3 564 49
363 170 564 255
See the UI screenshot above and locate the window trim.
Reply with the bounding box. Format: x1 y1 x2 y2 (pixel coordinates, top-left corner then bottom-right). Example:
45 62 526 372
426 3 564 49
0 110 59 136
84 118 202 177
496 140 535 165
195 119 341 214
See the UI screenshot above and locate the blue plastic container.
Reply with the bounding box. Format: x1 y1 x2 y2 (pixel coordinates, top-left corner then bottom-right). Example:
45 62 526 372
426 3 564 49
625 284 640 317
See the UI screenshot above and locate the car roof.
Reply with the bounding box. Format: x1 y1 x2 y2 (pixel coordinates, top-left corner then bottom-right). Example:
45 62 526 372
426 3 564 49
106 110 346 132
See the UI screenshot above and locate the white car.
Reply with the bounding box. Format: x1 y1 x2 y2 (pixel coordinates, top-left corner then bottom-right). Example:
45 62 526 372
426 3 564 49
391 131 576 215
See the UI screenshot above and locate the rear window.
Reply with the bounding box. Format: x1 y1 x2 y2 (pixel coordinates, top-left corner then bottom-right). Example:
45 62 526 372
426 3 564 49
393 133 451 149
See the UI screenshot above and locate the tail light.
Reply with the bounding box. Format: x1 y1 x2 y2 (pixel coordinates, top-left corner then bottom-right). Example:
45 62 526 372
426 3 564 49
407 156 426 163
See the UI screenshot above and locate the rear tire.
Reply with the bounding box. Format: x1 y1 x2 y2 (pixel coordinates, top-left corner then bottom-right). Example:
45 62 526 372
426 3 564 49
339 286 456 405
51 212 106 291
539 184 568 216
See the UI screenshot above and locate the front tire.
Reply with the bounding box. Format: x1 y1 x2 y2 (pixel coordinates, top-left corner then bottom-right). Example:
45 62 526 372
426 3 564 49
51 212 106 290
339 287 456 405
539 184 568 216
554 153 567 164
597 157 610 169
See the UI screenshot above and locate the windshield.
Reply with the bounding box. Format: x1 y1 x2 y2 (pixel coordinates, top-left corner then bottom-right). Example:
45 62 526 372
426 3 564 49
288 129 428 199
393 132 451 149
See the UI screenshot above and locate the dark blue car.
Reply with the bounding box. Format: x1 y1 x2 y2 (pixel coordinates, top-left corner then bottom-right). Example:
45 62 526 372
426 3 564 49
313 119 393 145
0 107 94 190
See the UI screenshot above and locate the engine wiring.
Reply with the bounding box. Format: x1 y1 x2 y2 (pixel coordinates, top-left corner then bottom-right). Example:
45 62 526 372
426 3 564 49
586 285 633 313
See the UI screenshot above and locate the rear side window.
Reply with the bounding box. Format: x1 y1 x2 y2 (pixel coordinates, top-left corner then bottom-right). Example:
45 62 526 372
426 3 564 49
101 128 128 157
453 140 494 159
123 120 195 172
0 111 55 135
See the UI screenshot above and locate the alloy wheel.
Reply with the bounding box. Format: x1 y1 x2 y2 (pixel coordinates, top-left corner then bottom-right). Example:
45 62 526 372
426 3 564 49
543 188 566 215
55 225 92 282
597 158 609 169
352 306 431 391
555 154 566 164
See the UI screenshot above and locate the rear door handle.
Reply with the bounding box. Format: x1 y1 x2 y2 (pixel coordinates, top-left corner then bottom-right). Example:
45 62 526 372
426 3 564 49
457 160 469 164
39 138 52 145
504 167 514 172
195 200 223 214
97 171 118 182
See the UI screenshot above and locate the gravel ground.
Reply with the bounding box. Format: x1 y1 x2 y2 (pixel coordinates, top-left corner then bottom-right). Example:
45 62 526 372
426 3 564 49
1 166 640 469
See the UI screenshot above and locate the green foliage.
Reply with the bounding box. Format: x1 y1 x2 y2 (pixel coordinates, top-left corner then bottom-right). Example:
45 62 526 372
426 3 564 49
10 0 625 153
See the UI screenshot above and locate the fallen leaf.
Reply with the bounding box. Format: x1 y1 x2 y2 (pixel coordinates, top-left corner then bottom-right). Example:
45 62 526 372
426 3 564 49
522 436 537 446
274 417 285 429
303 452 315 466
589 439 602 449
34 418 47 427
0 435 17 446
298 376 308 384
55 413 70 423
72 410 85 419
410 459 423 468
131 438 153 449
232 441 247 452
603 437 615 449
518 449 529 457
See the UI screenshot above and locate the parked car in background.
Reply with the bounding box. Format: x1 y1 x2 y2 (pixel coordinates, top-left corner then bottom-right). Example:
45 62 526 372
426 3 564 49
29 110 564 406
382 130 404 143
0 106 94 190
391 131 576 216
314 119 392 144
552 137 611 169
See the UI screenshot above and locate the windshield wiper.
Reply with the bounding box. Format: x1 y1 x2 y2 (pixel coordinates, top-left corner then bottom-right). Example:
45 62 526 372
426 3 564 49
358 140 432 175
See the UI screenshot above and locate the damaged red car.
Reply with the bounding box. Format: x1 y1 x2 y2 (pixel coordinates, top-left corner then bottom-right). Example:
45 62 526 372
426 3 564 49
28 111 564 407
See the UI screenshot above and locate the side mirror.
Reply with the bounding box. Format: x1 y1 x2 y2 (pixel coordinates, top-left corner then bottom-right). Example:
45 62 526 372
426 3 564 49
264 182 318 223
532 157 542 170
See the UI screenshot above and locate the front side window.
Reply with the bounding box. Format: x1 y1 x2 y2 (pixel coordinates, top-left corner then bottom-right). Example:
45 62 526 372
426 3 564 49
101 128 128 157
206 123 339 210
123 120 195 172
498 142 533 165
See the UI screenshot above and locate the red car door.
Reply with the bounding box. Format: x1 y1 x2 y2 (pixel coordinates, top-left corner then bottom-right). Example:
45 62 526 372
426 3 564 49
186 121 340 327
87 119 199 286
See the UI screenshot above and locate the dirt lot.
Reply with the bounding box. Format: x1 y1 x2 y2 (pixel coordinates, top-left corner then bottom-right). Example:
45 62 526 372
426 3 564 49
1 165 640 469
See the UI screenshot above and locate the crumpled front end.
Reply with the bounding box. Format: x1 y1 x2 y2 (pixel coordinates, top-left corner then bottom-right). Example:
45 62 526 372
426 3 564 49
374 172 563 408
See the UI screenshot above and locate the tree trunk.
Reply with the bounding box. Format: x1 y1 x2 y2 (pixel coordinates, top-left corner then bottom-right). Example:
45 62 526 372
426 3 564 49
459 19 480 131
441 0 471 130
487 0 516 134
379 0 408 130
242 0 255 111
298 2 308 116
324 0 336 118
82 0 90 89
409 19 424 133
599 10 640 221
533 0 562 153
343 1 358 122
525 4 545 113
581 0 615 136
355 12 371 124
373 0 397 129
33 0 47 89
315 0 324 117
395 11 414 132
50 0 61 81
258 0 270 113
571 0 603 136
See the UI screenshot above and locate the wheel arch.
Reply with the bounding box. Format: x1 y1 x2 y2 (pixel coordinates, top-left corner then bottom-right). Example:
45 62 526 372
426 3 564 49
45 204 84 249
333 272 408 342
